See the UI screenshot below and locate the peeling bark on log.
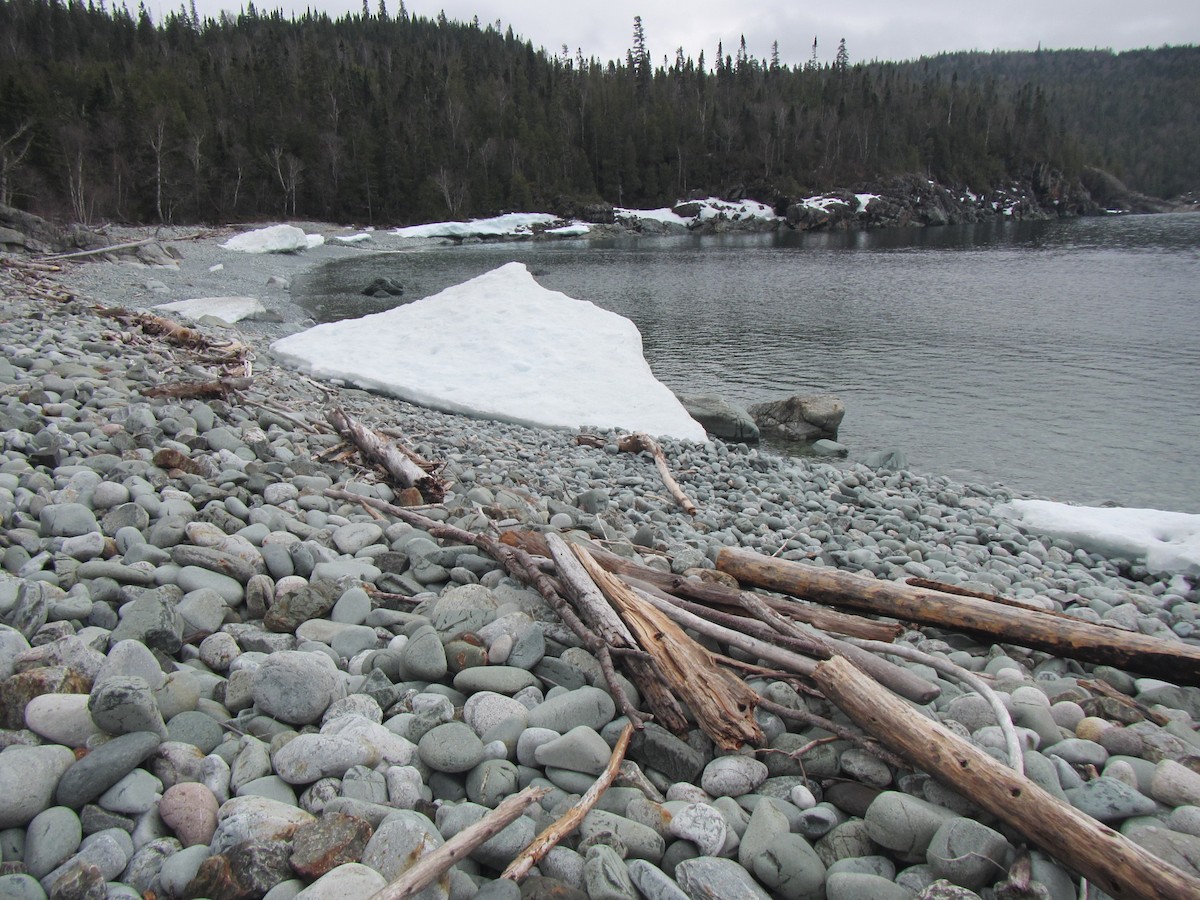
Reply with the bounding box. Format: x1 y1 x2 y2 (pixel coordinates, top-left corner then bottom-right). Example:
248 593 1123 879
369 785 549 900
500 530 900 642
501 723 634 882
814 655 1200 900
143 376 254 399
718 547 1200 686
327 407 445 503
616 432 697 515
571 544 763 750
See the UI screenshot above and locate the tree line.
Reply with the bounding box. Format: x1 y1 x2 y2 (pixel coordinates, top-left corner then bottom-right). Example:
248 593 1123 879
0 0 1193 225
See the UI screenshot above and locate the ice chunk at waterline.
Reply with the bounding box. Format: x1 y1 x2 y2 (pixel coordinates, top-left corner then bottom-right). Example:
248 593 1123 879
153 296 265 324
269 262 707 441
999 499 1200 578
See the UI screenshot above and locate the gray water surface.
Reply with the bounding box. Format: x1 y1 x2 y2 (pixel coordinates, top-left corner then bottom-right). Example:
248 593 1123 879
295 213 1200 511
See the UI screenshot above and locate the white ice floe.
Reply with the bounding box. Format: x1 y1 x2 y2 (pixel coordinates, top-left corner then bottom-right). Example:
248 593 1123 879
616 197 780 227
221 224 313 254
999 499 1200 579
546 223 591 236
392 213 562 239
855 193 881 209
152 296 266 324
333 232 373 243
270 262 706 441
306 234 325 249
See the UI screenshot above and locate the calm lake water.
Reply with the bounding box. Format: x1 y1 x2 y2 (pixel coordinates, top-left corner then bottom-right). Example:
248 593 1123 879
295 213 1200 512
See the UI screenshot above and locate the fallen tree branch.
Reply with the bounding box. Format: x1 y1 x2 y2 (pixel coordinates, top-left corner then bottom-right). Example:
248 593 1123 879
616 432 697 515
501 722 634 882
39 238 154 260
718 547 1200 686
142 375 254 399
327 407 445 503
813 655 1200 900
369 785 549 900
572 544 763 750
500 530 901 642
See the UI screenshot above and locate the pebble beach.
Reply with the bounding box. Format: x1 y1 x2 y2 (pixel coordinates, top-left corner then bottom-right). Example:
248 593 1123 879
1 227 1199 900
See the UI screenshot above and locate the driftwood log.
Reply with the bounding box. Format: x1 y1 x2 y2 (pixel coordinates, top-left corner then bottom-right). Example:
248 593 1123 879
616 432 697 515
327 407 445 503
814 655 1200 900
718 547 1200 686
571 544 763 750
499 530 900 642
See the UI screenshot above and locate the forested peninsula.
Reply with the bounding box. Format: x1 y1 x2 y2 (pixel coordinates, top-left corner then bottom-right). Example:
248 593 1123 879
0 0 1196 227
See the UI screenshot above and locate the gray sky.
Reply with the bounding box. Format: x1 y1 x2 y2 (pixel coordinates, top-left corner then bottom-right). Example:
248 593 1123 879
180 0 1198 67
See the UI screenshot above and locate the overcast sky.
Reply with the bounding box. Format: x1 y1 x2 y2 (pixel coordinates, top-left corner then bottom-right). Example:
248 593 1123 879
179 0 1198 67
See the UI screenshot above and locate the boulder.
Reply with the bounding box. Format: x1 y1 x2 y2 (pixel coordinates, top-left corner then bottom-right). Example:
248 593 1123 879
748 395 845 443
677 394 759 443
361 277 404 298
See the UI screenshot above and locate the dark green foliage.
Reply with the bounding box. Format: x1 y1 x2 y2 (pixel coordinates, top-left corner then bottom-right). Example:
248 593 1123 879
0 0 1191 224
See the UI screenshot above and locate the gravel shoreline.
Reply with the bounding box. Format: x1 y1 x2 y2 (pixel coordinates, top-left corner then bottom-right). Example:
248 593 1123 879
1 232 1199 899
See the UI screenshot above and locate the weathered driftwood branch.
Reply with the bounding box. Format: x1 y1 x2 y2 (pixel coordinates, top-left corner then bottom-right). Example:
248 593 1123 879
617 432 697 515
625 576 938 705
755 696 906 770
571 544 763 750
327 408 446 503
323 489 644 722
842 635 1022 774
143 375 254 399
813 655 1200 900
501 723 634 882
369 785 549 900
39 238 153 260
718 547 1200 686
500 530 900 642
546 533 682 731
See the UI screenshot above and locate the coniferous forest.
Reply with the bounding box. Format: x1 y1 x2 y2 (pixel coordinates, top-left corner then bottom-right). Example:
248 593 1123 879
0 0 1196 225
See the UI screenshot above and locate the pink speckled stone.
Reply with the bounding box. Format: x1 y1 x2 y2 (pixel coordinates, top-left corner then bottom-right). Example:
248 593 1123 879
159 782 219 847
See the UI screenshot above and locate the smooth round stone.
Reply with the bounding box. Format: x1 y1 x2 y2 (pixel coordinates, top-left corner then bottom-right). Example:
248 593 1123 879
199 632 241 672
739 797 791 869
453 666 539 696
55 731 162 809
584 844 637 897
463 692 530 736
359 811 445 881
701 755 769 798
40 503 99 537
176 566 244 603
157 845 213 897
251 651 346 725
97 768 162 814
839 748 893 788
926 817 1011 890
98 640 166 689
167 711 225 754
754 831 828 897
399 625 447 681
581 809 665 863
332 523 384 555
526 686 616 733
1152 759 1200 808
159 782 220 847
177 590 228 634
0 874 46 899
0 744 75 828
330 625 380 660
534 726 612 776
25 807 82 879
23 693 101 747
627 859 688 900
59 531 107 561
1045 738 1108 767
331 588 372 625
273 733 377 784
1064 776 1158 822
676 856 772 900
292 863 386 898
466 759 520 808
209 796 315 856
865 791 958 856
668 803 728 857
1075 716 1114 742
418 722 485 774
825 872 914 900
88 676 167 737
237 774 299 805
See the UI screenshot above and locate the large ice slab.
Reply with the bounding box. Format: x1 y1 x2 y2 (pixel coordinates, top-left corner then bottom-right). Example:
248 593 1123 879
270 262 705 440
153 296 265 324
